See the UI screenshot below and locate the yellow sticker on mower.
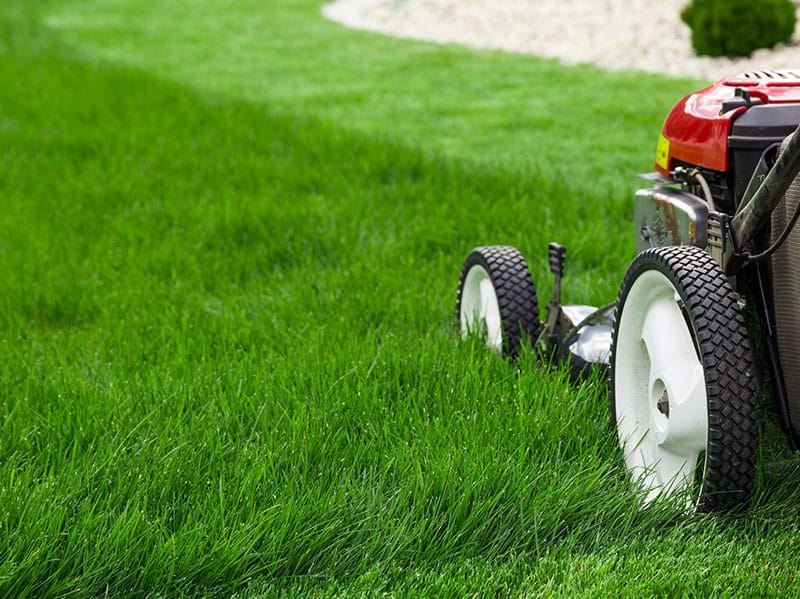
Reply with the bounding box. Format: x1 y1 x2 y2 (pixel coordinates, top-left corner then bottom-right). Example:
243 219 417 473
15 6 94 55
656 134 670 170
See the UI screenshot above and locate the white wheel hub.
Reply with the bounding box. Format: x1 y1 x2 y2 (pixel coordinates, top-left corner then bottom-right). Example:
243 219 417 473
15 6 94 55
459 265 503 351
614 270 708 503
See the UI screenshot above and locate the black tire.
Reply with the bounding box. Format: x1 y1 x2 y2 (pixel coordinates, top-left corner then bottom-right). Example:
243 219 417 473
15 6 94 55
610 245 758 512
456 246 540 357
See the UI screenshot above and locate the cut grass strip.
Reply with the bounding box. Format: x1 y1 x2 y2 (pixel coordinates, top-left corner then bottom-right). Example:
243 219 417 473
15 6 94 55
42 0 704 194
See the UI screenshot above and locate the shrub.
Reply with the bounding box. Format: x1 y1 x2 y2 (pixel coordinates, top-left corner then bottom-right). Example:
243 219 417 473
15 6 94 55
681 0 797 57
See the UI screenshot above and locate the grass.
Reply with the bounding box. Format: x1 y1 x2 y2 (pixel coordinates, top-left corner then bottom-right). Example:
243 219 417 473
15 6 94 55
1 0 800 596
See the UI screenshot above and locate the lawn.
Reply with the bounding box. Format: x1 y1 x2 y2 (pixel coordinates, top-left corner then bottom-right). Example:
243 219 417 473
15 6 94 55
1 0 800 596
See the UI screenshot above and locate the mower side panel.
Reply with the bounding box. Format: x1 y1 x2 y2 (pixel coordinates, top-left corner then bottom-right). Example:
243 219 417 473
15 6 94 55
634 187 708 253
771 150 800 438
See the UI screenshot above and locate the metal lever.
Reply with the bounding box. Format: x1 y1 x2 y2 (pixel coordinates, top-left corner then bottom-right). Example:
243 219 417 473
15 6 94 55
544 243 566 344
548 242 566 305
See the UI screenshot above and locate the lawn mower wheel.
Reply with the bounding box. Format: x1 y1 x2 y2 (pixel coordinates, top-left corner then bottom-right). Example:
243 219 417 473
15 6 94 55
611 245 759 511
456 246 540 357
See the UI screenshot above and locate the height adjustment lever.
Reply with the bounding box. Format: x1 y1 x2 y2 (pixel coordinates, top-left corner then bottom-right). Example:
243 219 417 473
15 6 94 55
549 242 566 277
544 242 567 345
548 242 566 303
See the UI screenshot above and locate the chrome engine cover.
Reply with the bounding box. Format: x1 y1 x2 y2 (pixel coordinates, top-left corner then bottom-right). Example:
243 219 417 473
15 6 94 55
634 186 709 253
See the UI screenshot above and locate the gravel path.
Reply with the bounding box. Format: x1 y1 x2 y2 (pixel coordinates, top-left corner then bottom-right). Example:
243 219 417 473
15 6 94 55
322 0 800 80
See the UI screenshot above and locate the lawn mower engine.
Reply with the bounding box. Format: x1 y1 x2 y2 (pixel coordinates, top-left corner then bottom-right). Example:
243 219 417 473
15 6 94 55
456 70 800 513
639 70 800 442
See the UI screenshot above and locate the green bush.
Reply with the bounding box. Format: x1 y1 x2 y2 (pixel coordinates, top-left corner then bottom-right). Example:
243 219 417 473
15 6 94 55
681 0 797 57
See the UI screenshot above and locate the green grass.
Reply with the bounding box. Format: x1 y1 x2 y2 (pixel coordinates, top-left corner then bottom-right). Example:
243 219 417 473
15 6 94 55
1 0 800 596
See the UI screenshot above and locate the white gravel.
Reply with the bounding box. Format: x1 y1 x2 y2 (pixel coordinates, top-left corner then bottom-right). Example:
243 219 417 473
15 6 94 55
322 0 800 80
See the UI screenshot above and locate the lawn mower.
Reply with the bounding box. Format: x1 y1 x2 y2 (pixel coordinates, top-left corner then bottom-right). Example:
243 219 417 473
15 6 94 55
456 70 800 512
